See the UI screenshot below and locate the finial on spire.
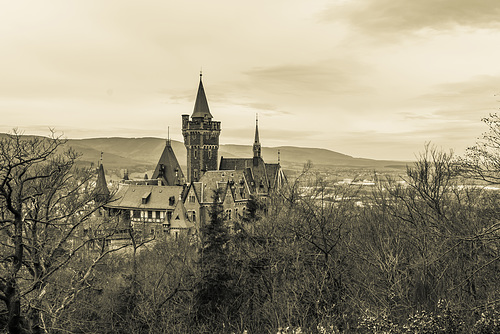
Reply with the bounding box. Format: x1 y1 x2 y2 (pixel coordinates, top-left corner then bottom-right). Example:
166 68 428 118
254 114 260 144
200 68 203 80
278 149 281 164
167 126 171 146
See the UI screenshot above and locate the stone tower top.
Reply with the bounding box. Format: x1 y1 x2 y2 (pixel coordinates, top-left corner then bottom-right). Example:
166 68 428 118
191 73 213 120
182 74 221 183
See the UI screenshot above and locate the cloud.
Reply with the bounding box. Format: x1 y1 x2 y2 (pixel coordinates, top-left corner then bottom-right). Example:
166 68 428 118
242 61 371 95
412 75 500 121
322 0 500 38
221 127 316 146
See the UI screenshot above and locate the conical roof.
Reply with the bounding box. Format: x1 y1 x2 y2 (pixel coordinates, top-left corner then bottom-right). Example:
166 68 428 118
191 75 213 119
254 116 260 144
95 163 110 201
152 141 185 186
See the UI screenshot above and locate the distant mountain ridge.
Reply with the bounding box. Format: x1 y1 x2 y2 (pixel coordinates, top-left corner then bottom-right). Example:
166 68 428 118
62 137 408 172
0 133 407 172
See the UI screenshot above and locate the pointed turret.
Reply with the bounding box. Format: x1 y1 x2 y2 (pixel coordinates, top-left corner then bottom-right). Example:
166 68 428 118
253 115 262 164
95 163 110 202
191 73 213 120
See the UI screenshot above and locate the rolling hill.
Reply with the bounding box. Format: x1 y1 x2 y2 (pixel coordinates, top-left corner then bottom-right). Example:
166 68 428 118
63 137 408 174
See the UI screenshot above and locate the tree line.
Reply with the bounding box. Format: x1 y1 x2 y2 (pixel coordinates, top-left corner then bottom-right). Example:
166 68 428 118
1 115 499 333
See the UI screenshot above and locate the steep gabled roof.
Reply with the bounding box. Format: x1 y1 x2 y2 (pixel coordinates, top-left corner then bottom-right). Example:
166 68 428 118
219 156 287 194
170 202 194 230
265 163 287 190
191 75 213 120
151 141 184 186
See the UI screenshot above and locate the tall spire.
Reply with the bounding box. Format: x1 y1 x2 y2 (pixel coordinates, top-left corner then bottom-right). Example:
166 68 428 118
254 114 260 144
191 72 213 120
253 114 261 159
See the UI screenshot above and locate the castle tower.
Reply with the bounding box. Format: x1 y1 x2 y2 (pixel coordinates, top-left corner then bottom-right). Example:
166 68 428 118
253 114 261 166
182 74 221 183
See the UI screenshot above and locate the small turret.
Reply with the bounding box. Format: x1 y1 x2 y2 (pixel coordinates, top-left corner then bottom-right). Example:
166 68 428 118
253 114 261 166
95 163 110 203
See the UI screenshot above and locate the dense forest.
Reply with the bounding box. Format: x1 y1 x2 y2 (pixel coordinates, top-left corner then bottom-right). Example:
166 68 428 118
1 115 499 333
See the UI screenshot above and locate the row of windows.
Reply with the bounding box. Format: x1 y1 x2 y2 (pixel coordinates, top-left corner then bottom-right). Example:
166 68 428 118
192 150 215 159
132 210 172 221
224 207 247 220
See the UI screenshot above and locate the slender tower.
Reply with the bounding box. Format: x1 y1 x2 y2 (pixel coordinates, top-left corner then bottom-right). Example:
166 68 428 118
182 73 221 183
253 114 261 166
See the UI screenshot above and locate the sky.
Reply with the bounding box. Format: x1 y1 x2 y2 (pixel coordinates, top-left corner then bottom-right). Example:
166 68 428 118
1 0 500 160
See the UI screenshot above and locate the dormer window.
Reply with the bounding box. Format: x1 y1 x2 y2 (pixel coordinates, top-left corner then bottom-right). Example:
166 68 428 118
169 196 175 206
142 191 151 204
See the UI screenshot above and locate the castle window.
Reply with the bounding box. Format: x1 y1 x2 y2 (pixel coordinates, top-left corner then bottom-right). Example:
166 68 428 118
169 196 175 206
189 195 196 203
133 210 141 218
194 150 197 159
188 210 196 222
148 211 153 219
167 211 172 222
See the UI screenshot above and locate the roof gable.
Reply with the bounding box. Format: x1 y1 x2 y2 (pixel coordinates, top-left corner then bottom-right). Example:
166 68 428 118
170 202 194 229
151 142 184 186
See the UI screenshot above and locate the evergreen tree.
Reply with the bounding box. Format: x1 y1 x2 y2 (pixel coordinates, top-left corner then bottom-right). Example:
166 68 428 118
194 188 234 331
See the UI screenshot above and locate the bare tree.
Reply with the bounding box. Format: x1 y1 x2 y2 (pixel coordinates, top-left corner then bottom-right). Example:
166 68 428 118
0 131 122 333
459 113 500 184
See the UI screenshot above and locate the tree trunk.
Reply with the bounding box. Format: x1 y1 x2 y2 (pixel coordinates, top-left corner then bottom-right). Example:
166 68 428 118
7 216 25 334
6 279 23 334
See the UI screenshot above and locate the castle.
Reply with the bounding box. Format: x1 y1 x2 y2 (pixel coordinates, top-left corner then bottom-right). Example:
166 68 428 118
99 74 286 241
